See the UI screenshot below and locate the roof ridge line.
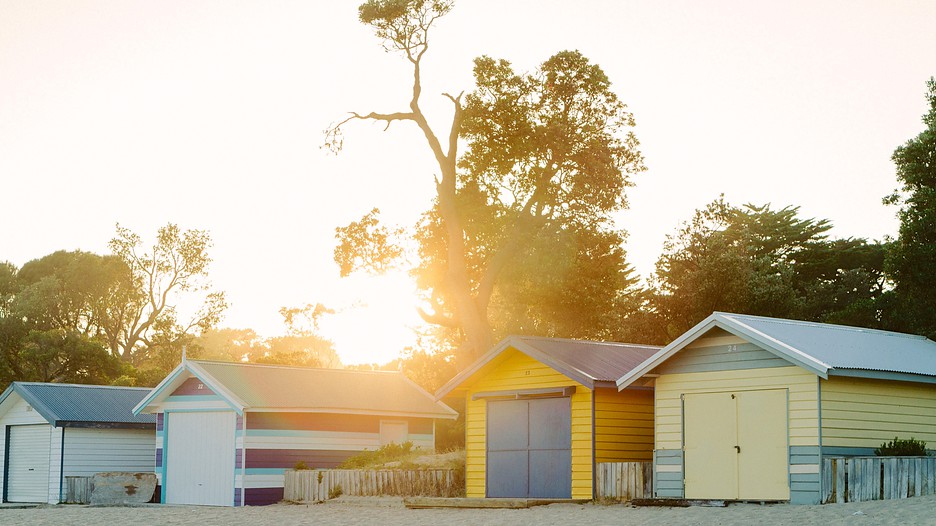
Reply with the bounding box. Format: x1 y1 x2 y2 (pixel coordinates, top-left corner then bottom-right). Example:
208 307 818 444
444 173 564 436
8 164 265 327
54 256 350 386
192 360 403 375
18 382 152 391
517 335 661 348
719 312 928 341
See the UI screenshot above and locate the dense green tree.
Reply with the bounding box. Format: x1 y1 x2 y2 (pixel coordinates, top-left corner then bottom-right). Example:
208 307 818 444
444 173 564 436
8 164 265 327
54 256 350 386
328 1 644 363
647 198 886 342
884 78 936 338
0 322 125 391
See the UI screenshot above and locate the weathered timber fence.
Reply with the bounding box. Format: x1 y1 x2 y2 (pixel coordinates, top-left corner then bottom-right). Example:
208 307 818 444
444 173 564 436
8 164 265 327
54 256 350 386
596 462 652 501
64 476 92 504
284 469 462 502
822 457 936 503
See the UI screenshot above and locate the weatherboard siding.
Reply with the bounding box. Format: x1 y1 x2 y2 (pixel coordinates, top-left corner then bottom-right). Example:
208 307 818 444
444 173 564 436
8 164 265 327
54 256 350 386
654 366 819 450
821 376 936 449
594 387 653 463
61 428 155 478
463 349 593 499
655 334 789 375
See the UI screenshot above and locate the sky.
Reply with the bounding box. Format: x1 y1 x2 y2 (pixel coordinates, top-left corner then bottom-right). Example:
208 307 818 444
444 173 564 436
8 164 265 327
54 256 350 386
1 1 934 365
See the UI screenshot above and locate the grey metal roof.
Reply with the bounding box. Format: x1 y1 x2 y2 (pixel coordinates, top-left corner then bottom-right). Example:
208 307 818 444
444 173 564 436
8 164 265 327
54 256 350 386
0 382 156 428
512 336 661 382
435 335 661 399
720 312 936 377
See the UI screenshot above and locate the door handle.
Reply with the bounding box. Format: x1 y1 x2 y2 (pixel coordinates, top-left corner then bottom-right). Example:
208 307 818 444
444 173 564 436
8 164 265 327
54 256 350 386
734 445 741 454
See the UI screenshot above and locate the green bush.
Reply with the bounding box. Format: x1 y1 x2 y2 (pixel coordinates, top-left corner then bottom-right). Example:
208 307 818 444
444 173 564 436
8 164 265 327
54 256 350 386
874 437 929 456
293 460 311 470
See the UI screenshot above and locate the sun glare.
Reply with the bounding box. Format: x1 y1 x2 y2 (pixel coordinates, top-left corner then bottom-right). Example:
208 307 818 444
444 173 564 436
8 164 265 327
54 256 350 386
316 270 426 366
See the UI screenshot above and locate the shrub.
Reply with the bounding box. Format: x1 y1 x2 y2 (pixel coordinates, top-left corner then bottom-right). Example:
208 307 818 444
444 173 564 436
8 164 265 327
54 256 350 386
328 484 343 499
293 460 311 470
339 441 417 469
874 437 929 456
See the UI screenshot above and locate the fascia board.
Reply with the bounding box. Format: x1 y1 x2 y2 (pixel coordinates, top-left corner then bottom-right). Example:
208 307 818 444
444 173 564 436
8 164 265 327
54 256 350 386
616 316 721 390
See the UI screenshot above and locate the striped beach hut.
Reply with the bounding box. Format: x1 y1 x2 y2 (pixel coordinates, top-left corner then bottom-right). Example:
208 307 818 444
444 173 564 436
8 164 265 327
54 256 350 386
617 312 936 504
134 359 457 506
0 382 156 504
436 336 660 500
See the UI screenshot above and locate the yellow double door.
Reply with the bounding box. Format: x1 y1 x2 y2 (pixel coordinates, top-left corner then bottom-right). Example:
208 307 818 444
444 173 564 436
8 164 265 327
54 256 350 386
683 389 790 501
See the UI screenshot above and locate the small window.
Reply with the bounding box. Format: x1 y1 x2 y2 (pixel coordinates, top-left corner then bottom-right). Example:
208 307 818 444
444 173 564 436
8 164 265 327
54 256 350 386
379 420 408 445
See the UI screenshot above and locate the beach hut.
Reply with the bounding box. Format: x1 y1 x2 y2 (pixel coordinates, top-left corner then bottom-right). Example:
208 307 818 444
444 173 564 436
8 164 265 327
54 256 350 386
616 312 936 504
435 336 660 500
134 359 458 506
0 382 156 504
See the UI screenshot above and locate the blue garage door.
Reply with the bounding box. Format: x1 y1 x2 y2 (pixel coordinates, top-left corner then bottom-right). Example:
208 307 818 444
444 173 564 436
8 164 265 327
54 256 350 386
486 397 571 498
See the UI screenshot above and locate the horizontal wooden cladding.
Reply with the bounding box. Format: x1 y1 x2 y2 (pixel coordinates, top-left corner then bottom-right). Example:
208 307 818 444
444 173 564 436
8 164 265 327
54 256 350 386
595 388 654 463
244 449 357 469
655 366 819 450
821 376 936 448
656 340 789 375
247 412 433 435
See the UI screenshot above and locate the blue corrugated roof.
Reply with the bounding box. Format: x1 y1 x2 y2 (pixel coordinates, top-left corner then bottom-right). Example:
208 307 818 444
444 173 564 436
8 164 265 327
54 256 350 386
0 382 156 427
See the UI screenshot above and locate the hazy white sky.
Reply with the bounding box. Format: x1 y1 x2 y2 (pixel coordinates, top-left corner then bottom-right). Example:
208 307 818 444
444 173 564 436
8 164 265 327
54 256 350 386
1 1 934 364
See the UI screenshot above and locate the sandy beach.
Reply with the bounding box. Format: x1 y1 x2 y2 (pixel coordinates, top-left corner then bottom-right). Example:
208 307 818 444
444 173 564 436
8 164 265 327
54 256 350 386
3 495 936 526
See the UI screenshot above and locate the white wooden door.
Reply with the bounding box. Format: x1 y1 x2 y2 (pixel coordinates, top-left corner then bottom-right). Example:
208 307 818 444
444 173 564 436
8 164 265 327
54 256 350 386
6 424 51 503
165 411 235 506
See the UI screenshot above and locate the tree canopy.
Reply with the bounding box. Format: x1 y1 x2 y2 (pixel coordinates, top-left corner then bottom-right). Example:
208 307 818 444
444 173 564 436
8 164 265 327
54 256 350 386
884 78 936 338
330 1 645 364
640 197 887 343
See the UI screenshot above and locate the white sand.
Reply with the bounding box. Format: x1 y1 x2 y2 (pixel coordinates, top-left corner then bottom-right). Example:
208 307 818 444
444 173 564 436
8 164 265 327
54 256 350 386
3 494 935 526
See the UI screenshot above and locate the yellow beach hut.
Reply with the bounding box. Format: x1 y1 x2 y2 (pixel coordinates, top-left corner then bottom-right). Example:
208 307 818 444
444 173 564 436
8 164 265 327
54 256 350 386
436 336 660 500
617 312 936 505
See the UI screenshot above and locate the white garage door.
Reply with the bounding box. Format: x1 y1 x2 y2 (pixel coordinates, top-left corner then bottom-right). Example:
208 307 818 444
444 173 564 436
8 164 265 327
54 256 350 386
7 424 51 503
165 411 236 506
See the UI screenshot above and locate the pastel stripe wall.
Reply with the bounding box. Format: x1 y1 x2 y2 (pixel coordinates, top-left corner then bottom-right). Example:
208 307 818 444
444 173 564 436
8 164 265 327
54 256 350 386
163 375 438 506
241 413 435 505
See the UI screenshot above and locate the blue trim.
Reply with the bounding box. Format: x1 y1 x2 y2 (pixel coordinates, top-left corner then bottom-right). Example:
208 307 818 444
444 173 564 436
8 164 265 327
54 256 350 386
134 363 244 416
821 446 878 457
133 364 188 415
244 468 287 476
58 427 65 503
161 412 168 503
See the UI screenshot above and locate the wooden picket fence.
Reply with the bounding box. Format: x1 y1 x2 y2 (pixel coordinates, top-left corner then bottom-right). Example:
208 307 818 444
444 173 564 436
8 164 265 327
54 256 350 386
596 462 653 501
283 469 462 502
822 457 936 503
